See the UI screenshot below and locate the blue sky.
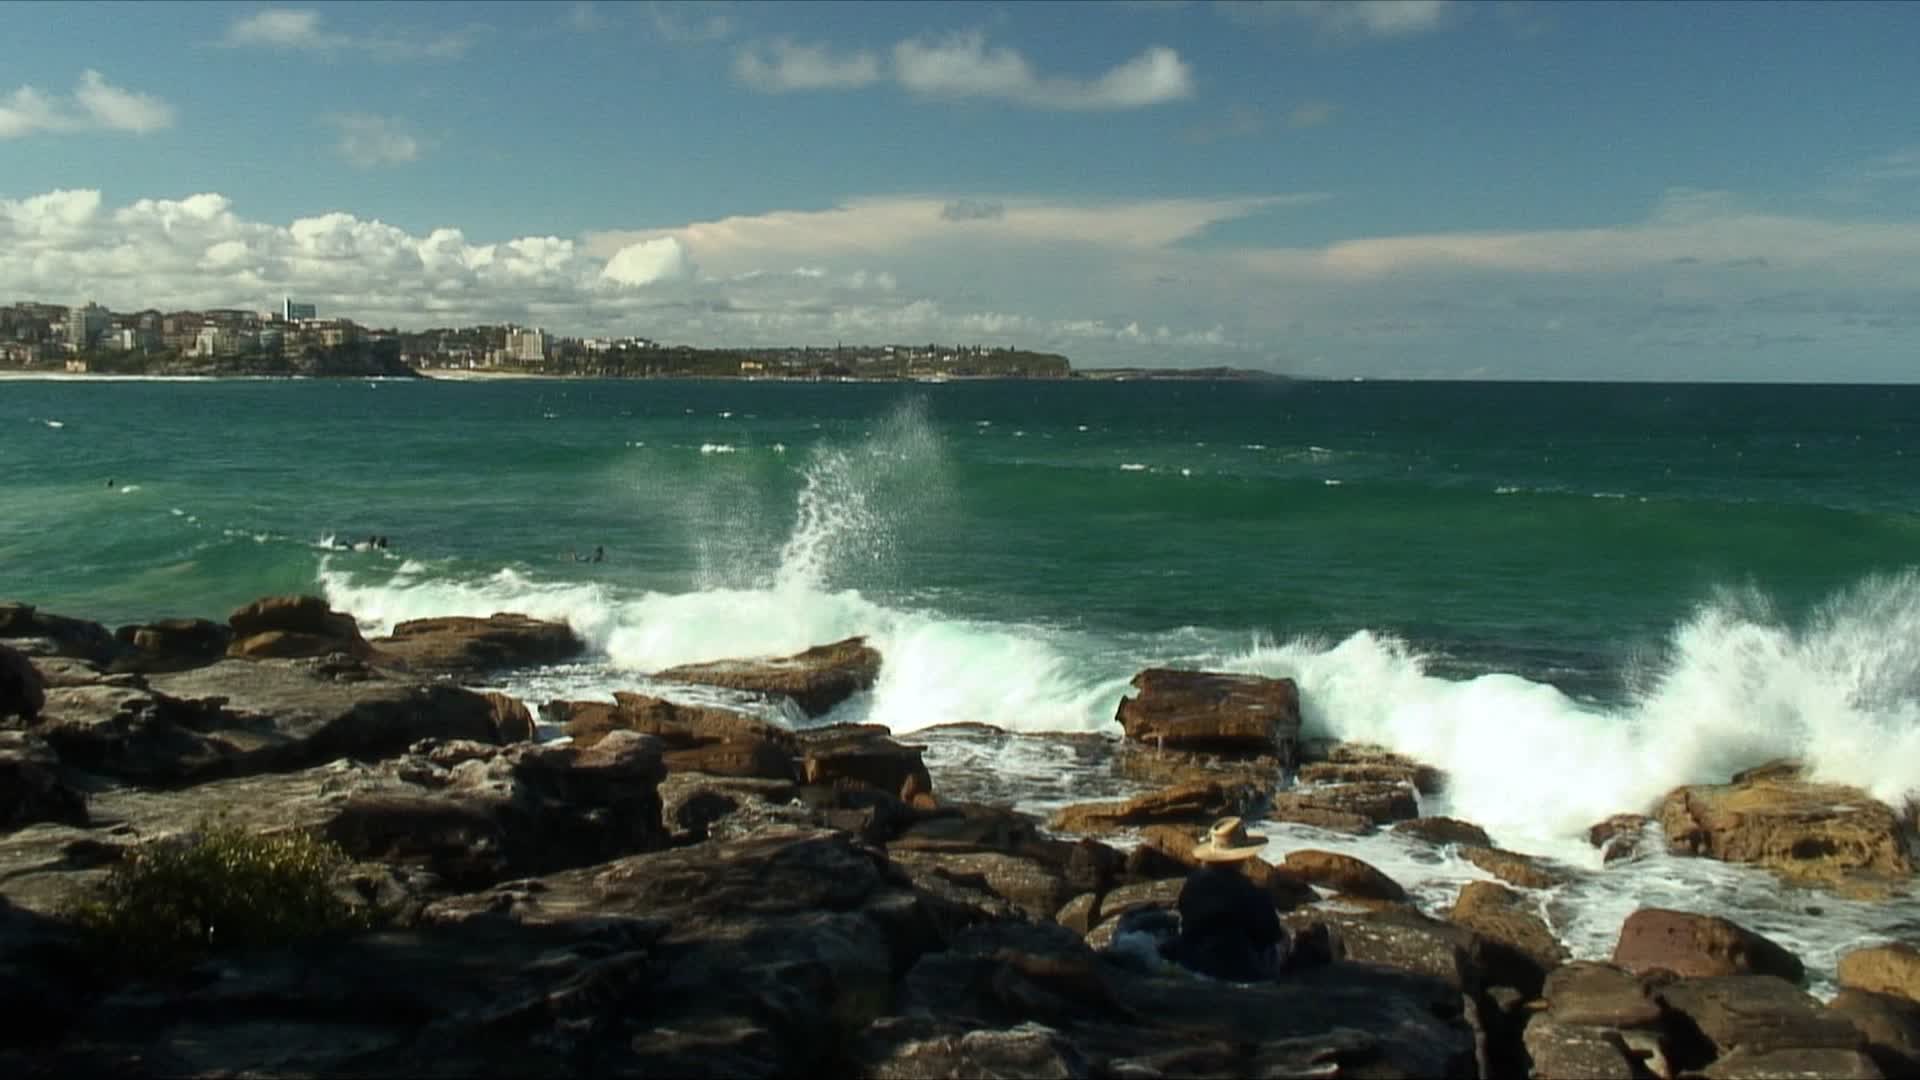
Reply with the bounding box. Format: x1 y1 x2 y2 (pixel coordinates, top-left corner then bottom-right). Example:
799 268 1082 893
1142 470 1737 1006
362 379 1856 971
3 0 1918 379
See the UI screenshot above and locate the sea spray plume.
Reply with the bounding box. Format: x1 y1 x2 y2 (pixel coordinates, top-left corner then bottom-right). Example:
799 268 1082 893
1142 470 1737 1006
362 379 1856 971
1632 571 1920 809
772 397 949 594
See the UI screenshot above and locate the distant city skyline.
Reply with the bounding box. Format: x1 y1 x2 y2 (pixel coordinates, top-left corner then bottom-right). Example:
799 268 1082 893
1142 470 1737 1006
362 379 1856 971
3 1 1919 380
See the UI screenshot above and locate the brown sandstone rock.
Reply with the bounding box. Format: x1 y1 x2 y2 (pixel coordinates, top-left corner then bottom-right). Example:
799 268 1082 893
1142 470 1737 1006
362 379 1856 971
655 636 881 717
1700 1045 1882 1079
1114 668 1301 762
889 849 1073 922
1394 816 1493 847
227 594 370 658
1462 845 1569 889
1281 849 1407 902
1521 1018 1640 1080
1049 780 1257 836
1589 813 1650 863
1136 824 1319 908
661 738 797 780
800 728 931 800
1542 961 1665 1028
1829 988 1920 1078
1612 908 1804 982
1656 975 1864 1063
1657 771 1911 887
1839 943 1920 1005
1297 757 1443 795
0 602 119 663
1273 781 1419 830
1450 880 1569 994
371 613 582 674
480 691 534 743
111 618 232 673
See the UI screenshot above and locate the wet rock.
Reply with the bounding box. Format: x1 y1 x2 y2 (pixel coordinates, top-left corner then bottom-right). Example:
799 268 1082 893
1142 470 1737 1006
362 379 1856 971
1394 815 1493 848
1829 988 1920 1077
1114 668 1301 763
1462 844 1569 889
1839 943 1920 1005
1109 742 1282 790
0 732 88 830
862 1019 1088 1080
1449 880 1568 996
370 613 582 675
1657 769 1911 888
1049 781 1261 836
1590 813 1651 863
552 692 792 750
1657 975 1863 1065
1522 1018 1640 1080
1056 893 1100 936
227 594 371 659
1612 908 1805 982
1542 962 1665 1028
656 772 801 842
801 727 931 801
1273 780 1419 829
0 602 119 663
1 644 44 723
110 618 231 674
479 691 534 744
1280 849 1407 902
1297 757 1443 796
655 636 881 717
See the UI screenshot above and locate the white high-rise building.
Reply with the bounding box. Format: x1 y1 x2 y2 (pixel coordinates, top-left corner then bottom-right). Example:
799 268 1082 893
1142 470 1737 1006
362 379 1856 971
506 326 547 364
65 301 112 351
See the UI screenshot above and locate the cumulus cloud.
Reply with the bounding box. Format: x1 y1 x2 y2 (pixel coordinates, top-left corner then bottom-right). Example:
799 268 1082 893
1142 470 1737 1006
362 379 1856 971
1223 0 1454 37
0 71 176 138
733 40 881 92
222 7 487 60
324 114 424 168
892 32 1193 109
601 237 696 286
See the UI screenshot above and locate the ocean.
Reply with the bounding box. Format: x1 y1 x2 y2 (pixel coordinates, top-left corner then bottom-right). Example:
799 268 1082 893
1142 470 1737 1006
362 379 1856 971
5 374 1919 987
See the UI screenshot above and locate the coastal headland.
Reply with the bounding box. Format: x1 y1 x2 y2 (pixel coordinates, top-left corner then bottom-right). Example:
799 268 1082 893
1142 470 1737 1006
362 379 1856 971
4 595 1914 1077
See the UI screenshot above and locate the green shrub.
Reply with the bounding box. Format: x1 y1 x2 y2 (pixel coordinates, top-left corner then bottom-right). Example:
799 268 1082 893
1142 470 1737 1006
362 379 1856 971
63 817 372 973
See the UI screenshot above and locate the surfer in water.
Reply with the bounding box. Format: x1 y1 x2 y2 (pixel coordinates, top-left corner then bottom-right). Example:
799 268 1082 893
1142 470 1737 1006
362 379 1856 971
568 545 605 563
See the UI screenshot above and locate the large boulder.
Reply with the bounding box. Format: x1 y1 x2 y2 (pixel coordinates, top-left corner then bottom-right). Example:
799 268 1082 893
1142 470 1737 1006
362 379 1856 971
1114 668 1301 762
1270 782 1418 831
1281 849 1407 903
1461 845 1569 890
1297 743 1444 795
1657 766 1911 889
1540 962 1665 1029
1 644 44 723
1829 988 1920 1078
110 618 232 674
1839 943 1920 1005
371 613 582 675
1449 880 1568 996
655 637 881 717
226 595 372 660
0 602 119 663
1655 975 1865 1068
1394 816 1493 848
1611 908 1804 982
799 725 931 802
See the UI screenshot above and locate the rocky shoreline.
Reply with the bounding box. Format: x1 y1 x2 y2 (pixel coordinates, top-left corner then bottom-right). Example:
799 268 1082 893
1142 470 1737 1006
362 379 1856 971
4 595 1918 1078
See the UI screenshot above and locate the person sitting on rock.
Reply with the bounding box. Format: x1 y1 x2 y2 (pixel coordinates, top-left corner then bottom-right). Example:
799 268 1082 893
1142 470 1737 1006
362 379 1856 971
1172 816 1289 982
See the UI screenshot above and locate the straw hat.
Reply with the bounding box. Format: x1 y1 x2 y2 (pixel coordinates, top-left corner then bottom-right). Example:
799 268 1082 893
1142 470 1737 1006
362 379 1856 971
1191 816 1269 862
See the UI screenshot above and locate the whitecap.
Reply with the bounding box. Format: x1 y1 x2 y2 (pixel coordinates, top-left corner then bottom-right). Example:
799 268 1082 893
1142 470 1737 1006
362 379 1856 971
1119 463 1148 472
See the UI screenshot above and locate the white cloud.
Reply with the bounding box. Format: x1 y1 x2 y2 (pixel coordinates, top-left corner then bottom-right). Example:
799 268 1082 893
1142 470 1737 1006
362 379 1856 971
734 40 881 92
221 7 486 60
730 32 1194 110
602 237 696 286
892 32 1193 109
324 114 424 169
0 71 176 138
649 1 736 44
1223 0 1453 37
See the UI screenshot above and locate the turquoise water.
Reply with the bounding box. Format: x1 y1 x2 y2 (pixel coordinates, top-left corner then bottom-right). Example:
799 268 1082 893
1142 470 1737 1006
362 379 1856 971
6 376 1920 840
10 374 1920 982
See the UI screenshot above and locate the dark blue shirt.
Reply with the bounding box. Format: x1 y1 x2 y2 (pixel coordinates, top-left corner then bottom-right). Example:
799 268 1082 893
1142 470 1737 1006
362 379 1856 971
1174 864 1284 982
